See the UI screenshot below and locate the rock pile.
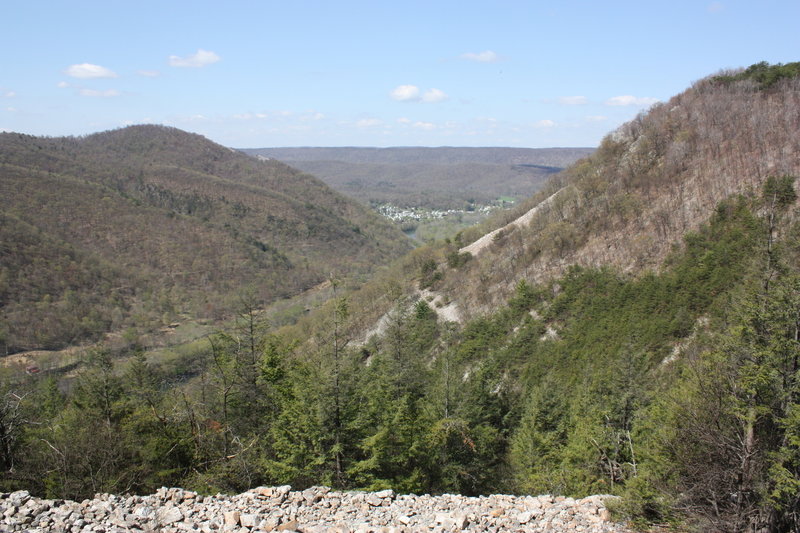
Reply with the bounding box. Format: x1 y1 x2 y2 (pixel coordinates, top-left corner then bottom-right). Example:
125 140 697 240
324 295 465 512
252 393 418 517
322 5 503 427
0 486 632 532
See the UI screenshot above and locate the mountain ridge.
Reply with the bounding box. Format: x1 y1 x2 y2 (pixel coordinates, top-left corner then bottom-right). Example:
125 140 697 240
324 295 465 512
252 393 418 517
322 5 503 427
431 70 800 320
0 125 412 352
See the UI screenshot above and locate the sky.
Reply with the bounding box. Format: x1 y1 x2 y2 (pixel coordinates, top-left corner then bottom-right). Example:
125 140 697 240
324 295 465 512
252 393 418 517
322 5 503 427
1 0 798 148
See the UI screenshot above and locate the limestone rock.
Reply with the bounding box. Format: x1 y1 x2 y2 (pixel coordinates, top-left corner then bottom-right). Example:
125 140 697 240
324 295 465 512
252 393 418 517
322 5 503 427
0 486 631 532
223 510 241 526
160 507 184 525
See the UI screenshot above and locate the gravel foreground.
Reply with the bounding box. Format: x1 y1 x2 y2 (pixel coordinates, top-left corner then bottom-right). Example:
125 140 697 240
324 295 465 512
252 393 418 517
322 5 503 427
1 486 634 532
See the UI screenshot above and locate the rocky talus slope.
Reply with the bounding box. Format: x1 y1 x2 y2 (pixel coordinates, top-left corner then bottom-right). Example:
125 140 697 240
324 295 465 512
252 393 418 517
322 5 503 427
1 486 632 532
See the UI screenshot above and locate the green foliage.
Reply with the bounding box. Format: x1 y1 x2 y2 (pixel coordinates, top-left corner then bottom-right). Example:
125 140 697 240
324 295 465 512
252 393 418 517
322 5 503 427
763 174 797 209
4 181 799 533
349 395 429 493
659 270 800 530
418 258 442 289
612 475 675 527
714 61 800 89
508 279 540 314
507 196 764 511
424 417 503 495
445 250 472 269
413 300 436 321
509 378 570 494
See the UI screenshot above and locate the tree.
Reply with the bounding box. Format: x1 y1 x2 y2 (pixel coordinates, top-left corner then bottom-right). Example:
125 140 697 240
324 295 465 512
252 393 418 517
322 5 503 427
666 277 800 530
264 277 360 489
662 178 800 530
328 277 350 487
0 389 26 475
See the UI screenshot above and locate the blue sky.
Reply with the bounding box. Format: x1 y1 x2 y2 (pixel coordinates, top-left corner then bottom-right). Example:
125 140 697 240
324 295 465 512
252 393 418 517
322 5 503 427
1 0 798 148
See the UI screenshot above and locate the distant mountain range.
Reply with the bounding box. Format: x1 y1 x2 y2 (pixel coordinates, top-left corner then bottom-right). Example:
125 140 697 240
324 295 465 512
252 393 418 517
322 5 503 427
240 147 595 209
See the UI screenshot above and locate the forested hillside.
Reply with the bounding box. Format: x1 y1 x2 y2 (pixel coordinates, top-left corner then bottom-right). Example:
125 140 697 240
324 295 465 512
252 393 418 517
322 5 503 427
2 63 799 533
241 147 593 209
439 62 800 320
0 126 412 352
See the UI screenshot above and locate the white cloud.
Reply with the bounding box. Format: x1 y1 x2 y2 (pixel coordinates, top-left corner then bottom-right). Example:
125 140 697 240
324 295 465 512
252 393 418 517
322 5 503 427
586 115 608 122
397 117 411 124
461 50 499 63
413 121 436 130
79 88 120 97
57 81 70 88
137 70 160 77
2 90 16 98
391 85 448 103
390 85 420 101
65 63 118 79
605 95 659 107
534 119 555 128
559 96 587 105
357 118 383 128
422 88 449 103
168 49 221 68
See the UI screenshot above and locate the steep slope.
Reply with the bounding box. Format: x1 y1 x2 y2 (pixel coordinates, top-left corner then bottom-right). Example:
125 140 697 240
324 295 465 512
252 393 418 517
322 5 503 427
433 67 800 320
0 126 412 352
4 65 800 531
241 147 594 209
258 63 800 529
275 67 800 344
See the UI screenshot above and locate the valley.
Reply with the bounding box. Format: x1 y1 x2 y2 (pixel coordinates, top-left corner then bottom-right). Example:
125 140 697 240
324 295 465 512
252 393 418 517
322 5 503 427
240 146 593 211
2 61 800 533
242 146 593 244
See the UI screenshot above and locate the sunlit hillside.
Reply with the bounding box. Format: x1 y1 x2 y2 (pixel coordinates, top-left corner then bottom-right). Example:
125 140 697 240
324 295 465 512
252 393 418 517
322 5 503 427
0 125 412 352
